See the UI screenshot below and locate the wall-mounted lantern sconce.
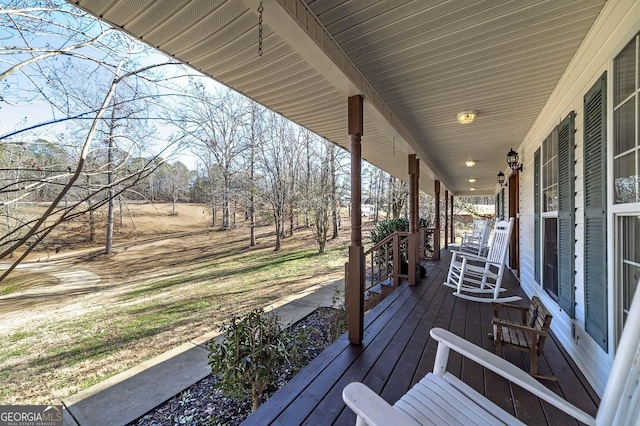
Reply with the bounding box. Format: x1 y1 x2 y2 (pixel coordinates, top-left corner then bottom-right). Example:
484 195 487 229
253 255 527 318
507 148 523 172
497 171 507 187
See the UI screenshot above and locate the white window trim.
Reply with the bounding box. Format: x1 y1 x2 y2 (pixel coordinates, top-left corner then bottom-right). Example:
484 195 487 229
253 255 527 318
608 32 640 356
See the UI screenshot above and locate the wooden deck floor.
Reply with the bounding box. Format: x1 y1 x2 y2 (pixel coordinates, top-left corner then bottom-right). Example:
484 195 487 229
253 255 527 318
242 251 600 425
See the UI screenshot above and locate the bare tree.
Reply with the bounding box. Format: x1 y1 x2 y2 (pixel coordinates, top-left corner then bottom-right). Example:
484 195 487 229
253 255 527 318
167 161 190 215
308 139 334 253
178 82 246 230
330 144 349 239
245 102 264 246
257 112 298 251
0 0 188 276
301 128 313 229
388 176 408 219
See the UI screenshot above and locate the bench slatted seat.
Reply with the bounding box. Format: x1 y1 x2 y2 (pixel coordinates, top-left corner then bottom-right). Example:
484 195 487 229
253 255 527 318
492 296 553 379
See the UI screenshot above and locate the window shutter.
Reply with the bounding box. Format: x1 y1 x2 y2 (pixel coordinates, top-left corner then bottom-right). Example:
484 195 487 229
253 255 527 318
557 112 576 318
501 187 505 220
584 73 608 351
534 148 541 284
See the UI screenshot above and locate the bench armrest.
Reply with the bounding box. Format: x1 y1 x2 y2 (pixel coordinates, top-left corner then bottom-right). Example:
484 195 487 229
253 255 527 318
430 328 595 426
492 318 549 336
492 301 528 314
342 382 417 426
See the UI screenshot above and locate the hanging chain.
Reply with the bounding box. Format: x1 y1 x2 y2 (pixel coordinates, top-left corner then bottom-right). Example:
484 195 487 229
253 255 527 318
257 2 264 57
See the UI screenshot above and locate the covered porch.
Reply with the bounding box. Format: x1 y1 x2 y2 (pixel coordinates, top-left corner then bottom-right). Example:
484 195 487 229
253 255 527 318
68 0 640 411
243 251 599 425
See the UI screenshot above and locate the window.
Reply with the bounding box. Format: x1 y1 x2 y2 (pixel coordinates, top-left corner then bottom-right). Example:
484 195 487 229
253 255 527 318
536 114 576 311
543 217 559 296
542 130 559 212
618 216 640 331
613 33 640 347
614 35 639 204
541 128 559 299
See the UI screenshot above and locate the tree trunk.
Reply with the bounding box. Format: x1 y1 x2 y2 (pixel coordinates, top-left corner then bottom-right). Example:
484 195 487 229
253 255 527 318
289 205 294 237
305 136 310 228
274 213 281 251
86 174 95 243
331 146 339 239
118 196 124 226
222 172 230 230
250 137 256 246
105 103 116 255
233 198 236 226
251 387 260 413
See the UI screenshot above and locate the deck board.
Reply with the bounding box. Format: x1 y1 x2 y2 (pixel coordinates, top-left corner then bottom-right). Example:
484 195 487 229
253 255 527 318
242 251 600 425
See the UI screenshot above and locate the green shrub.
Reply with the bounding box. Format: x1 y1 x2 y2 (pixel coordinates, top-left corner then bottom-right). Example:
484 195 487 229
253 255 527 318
320 287 347 342
207 309 305 412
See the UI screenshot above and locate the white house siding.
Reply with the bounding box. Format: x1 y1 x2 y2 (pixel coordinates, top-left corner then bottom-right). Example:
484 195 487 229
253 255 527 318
500 0 640 395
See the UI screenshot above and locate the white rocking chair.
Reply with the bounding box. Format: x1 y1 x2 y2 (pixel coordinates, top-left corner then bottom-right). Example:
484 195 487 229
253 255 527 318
459 219 492 256
343 282 640 426
443 218 521 303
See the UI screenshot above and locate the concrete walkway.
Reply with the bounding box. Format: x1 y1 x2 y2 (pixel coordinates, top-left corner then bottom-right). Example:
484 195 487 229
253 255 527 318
62 279 344 426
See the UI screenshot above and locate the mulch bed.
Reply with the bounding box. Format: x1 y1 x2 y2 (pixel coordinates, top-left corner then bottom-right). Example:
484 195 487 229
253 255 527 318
129 307 344 425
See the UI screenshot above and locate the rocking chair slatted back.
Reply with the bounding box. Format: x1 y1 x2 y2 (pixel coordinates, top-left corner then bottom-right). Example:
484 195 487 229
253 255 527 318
486 219 512 264
460 219 492 256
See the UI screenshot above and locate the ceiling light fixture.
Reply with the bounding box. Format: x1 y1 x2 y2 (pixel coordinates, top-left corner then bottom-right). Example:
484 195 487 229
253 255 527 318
465 160 476 167
457 111 477 124
470 187 476 191
468 178 476 183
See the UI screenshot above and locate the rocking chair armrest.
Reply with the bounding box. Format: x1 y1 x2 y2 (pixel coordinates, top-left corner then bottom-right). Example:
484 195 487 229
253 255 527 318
452 251 492 263
429 328 595 426
342 382 417 426
491 318 549 336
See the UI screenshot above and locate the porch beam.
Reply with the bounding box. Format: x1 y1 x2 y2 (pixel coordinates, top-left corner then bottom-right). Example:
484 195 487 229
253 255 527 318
433 180 441 260
347 95 364 345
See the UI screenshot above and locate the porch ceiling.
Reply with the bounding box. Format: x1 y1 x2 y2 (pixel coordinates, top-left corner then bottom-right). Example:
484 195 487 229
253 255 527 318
70 0 606 196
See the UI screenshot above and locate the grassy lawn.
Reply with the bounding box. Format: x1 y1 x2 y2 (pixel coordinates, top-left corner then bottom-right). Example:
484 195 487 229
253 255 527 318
0 270 59 296
0 204 351 404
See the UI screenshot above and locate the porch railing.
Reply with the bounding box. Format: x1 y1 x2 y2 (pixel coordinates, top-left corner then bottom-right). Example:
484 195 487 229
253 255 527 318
344 226 435 307
363 231 409 295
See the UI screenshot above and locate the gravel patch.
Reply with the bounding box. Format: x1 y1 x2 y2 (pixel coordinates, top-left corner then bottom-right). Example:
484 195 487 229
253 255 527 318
129 307 344 425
